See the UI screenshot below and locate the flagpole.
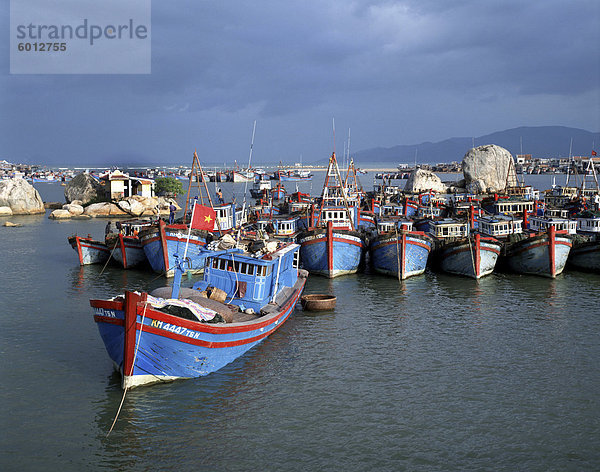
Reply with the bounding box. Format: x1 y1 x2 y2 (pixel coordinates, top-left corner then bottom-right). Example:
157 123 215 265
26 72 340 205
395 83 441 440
182 201 197 262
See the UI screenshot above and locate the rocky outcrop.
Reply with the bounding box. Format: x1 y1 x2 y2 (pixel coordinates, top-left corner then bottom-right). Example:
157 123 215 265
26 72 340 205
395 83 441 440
44 202 63 210
0 179 45 215
62 203 84 215
462 144 516 194
83 202 129 218
403 168 449 193
0 206 13 216
49 209 73 219
64 173 103 204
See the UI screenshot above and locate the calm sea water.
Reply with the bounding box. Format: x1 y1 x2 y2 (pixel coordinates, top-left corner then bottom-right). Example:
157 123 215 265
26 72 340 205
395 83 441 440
1 176 599 471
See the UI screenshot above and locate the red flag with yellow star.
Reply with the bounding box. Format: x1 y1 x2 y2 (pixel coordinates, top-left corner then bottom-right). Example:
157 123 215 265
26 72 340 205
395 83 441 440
190 203 216 231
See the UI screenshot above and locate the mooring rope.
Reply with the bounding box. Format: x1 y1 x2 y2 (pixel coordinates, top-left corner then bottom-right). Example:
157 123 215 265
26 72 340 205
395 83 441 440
107 300 149 437
99 238 120 275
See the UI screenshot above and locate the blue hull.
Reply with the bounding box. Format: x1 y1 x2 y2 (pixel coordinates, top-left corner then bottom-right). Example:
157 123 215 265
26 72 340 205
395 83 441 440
139 222 209 277
503 232 572 278
369 232 432 279
568 238 600 272
298 228 366 278
92 274 307 388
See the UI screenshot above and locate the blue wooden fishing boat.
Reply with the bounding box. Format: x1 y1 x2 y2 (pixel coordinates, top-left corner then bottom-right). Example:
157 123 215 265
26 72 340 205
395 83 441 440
91 242 308 389
68 235 110 265
503 226 572 278
428 219 502 279
139 220 211 277
568 210 600 272
298 152 367 278
369 219 432 279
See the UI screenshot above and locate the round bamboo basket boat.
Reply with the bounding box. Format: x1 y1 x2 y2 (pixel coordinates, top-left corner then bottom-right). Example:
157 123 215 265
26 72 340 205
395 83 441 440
300 294 336 311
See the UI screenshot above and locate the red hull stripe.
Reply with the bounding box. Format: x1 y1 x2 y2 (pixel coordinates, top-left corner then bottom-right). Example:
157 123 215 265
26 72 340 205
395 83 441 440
302 237 364 248
80 243 110 253
378 240 431 251
444 246 501 257
92 278 306 336
510 239 571 256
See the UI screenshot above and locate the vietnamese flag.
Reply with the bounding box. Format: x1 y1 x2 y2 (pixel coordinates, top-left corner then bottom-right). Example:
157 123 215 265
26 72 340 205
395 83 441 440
592 150 597 156
190 203 217 231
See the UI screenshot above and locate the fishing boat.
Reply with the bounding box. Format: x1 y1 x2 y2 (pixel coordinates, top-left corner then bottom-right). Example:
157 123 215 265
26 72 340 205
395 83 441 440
428 218 502 279
568 210 600 272
90 241 308 389
503 226 572 278
369 219 432 279
138 220 211 277
68 235 111 265
298 152 367 278
105 219 154 269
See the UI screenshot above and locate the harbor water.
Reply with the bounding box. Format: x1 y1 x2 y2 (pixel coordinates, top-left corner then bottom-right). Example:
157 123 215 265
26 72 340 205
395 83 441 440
1 176 599 471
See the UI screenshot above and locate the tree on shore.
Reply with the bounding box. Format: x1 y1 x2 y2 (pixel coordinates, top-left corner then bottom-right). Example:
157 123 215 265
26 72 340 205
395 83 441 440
155 177 183 196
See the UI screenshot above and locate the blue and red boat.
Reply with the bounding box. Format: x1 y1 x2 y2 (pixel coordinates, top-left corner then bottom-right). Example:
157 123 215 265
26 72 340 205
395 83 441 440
138 220 211 277
298 152 368 278
68 235 110 265
91 241 308 389
369 219 432 280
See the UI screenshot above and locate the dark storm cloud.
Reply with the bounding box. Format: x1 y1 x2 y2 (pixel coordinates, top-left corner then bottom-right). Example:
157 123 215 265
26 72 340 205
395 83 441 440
1 0 598 164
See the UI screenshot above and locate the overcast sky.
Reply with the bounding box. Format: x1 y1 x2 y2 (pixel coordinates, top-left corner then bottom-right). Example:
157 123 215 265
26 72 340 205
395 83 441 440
2 0 599 167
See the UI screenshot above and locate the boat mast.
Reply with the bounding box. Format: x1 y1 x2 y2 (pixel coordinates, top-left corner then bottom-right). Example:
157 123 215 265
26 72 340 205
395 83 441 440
183 150 215 224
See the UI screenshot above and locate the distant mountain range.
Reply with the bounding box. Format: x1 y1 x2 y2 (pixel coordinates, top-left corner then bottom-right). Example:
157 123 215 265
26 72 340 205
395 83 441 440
350 126 600 165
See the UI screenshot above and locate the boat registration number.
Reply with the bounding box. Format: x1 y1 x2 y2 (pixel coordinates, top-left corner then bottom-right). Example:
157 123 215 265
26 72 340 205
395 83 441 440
150 319 201 339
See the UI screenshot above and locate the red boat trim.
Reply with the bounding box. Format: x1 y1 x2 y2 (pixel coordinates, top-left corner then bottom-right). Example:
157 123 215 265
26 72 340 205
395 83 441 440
327 222 333 273
75 236 84 265
549 226 556 277
378 239 431 251
475 234 481 277
119 233 128 268
158 220 170 274
93 315 124 326
302 235 364 248
509 238 571 256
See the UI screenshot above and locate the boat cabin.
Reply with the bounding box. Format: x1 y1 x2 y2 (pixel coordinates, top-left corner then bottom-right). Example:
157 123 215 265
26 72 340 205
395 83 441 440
505 185 538 200
417 205 444 219
428 218 469 239
193 243 301 313
529 216 577 235
376 218 414 233
256 215 299 240
477 215 523 238
574 211 600 234
213 203 248 232
493 199 534 215
545 207 570 219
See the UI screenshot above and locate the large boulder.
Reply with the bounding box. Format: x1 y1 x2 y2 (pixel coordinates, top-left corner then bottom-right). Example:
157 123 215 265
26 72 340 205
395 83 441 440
0 206 13 216
84 202 129 218
403 168 449 193
49 209 72 219
0 179 45 214
462 144 516 194
64 173 103 204
63 203 84 215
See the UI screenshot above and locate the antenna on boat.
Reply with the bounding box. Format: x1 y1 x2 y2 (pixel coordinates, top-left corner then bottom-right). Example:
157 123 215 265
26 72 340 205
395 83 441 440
565 137 573 187
237 120 256 241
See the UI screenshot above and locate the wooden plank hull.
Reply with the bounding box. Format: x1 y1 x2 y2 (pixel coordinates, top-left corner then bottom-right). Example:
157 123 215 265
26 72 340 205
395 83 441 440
504 231 572 278
106 234 147 269
68 236 110 265
139 221 209 277
298 228 366 278
369 232 432 279
435 236 502 279
568 238 600 273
